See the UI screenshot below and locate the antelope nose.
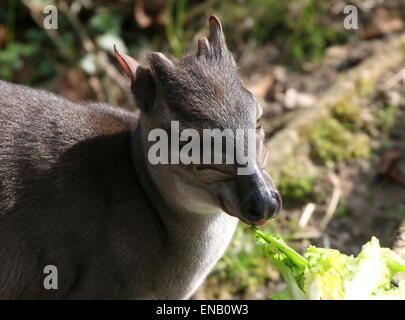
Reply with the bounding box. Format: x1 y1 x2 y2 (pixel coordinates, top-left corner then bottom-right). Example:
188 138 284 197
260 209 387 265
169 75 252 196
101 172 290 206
243 190 281 224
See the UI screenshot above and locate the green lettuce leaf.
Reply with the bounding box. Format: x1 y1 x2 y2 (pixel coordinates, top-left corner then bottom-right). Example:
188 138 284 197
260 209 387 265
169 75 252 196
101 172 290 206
254 229 405 300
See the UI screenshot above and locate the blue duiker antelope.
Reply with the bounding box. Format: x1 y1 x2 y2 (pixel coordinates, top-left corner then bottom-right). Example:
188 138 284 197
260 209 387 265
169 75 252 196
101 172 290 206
0 16 281 299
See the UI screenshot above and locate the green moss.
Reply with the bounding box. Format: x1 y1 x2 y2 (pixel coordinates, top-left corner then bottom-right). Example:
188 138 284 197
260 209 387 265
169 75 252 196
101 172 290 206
355 77 375 96
309 91 375 166
335 200 348 218
310 117 371 165
373 105 398 132
211 224 273 297
277 160 318 208
331 97 363 130
279 175 317 208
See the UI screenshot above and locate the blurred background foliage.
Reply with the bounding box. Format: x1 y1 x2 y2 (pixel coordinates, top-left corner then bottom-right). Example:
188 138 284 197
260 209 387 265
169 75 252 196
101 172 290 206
1 0 404 299
0 0 352 95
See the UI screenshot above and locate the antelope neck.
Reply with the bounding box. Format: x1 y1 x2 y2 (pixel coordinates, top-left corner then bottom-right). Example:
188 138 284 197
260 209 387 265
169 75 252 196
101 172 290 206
130 123 173 220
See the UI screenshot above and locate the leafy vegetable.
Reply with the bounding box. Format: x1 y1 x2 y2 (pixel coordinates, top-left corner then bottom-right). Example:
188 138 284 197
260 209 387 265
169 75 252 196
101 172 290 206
254 228 405 300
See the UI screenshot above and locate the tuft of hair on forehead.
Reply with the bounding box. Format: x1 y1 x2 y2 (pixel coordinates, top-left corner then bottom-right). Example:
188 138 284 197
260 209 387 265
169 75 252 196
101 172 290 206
146 16 255 130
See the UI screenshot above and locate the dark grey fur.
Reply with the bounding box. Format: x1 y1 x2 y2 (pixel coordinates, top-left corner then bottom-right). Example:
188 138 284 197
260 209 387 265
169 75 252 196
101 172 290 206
0 16 280 299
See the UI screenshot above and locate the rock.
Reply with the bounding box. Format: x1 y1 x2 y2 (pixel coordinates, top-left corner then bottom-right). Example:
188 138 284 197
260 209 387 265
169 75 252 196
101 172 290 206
284 88 316 110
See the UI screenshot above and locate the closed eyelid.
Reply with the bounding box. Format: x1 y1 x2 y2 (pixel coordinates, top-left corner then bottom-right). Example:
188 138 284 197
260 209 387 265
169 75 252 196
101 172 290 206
196 165 234 175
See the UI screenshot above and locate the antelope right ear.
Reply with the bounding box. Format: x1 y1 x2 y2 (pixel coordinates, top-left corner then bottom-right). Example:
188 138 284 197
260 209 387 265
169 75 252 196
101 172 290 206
114 45 140 79
114 46 156 112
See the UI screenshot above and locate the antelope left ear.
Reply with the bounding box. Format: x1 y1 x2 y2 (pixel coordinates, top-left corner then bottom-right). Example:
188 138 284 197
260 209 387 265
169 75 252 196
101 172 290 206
114 45 156 112
114 45 140 79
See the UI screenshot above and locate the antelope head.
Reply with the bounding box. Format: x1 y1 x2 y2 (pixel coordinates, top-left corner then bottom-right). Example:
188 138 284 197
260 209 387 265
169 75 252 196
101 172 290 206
115 16 282 225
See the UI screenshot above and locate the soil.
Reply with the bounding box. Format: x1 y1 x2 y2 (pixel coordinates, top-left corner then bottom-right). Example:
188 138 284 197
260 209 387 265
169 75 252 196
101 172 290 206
320 64 405 255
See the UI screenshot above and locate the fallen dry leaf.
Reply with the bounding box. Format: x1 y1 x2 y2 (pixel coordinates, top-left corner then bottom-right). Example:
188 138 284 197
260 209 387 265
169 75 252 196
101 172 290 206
377 148 404 185
361 7 404 39
58 68 93 102
134 0 167 29
0 24 7 48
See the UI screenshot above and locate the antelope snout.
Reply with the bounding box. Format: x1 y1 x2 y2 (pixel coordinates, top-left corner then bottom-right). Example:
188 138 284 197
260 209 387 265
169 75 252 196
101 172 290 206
216 171 282 226
241 189 281 225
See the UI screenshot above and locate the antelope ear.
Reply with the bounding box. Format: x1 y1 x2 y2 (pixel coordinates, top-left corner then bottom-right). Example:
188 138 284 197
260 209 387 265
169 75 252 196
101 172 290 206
146 52 175 84
114 45 140 79
114 45 156 112
147 52 174 72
